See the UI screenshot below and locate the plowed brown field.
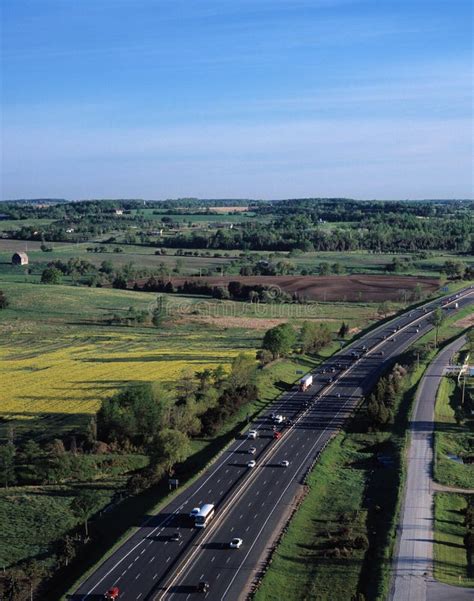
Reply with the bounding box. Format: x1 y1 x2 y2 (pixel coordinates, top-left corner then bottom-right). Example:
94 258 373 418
169 274 439 302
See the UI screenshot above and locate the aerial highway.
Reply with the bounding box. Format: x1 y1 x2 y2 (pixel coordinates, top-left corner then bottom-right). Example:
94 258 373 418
72 286 474 601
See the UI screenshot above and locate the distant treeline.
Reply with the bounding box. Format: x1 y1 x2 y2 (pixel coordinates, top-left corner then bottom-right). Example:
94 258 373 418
1 198 472 254
138 276 297 303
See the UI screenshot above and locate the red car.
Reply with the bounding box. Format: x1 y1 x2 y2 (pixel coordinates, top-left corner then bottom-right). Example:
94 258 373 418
104 588 120 600
273 431 282 440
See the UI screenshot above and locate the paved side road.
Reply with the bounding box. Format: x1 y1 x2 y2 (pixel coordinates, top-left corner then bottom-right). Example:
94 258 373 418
390 335 474 601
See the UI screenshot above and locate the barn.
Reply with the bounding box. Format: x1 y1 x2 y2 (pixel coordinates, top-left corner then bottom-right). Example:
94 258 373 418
11 252 29 266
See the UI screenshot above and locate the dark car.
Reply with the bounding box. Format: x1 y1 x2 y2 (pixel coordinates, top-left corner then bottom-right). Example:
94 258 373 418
197 581 210 593
170 532 181 541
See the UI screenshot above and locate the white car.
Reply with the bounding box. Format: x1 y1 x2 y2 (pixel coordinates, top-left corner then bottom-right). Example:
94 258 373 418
189 507 200 518
247 430 258 439
247 460 256 468
248 447 257 455
229 537 243 549
280 460 290 467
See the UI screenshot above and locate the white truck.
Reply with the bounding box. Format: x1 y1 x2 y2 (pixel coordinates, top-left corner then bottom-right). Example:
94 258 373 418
299 374 313 392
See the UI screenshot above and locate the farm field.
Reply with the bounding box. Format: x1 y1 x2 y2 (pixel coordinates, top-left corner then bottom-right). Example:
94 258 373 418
0 280 381 442
1 239 471 281
168 273 440 302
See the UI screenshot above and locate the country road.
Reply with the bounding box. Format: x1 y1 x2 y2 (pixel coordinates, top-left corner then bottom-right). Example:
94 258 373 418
390 334 474 601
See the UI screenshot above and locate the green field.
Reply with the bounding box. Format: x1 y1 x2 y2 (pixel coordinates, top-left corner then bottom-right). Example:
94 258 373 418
434 492 474 586
434 374 474 489
0 279 382 443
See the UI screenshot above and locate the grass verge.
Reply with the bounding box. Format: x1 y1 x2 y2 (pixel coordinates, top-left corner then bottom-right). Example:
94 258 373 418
434 376 474 489
434 492 474 587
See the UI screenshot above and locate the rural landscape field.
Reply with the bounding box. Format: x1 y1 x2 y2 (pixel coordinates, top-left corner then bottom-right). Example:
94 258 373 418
2 2 473 600
0 196 472 601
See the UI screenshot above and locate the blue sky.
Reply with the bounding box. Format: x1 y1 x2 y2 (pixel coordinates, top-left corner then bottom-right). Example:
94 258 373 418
1 0 472 199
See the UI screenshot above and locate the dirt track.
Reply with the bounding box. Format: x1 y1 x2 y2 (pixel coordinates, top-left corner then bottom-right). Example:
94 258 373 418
170 274 439 302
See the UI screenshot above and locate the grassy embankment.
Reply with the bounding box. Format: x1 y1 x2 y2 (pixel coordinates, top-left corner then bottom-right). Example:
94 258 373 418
434 492 474 586
254 298 474 601
434 374 474 489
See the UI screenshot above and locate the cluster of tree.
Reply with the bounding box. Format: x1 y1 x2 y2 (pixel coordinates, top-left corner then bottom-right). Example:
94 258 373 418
366 364 408 430
155 200 473 253
443 260 474 280
98 354 258 488
323 511 369 560
258 321 334 364
140 277 300 303
0 423 147 488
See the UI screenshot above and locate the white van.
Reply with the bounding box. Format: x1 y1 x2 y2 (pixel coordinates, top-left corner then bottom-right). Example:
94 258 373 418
247 429 258 439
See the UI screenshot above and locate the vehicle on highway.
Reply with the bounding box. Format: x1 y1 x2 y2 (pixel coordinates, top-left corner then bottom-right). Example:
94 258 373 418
247 429 258 439
247 460 256 468
170 532 181 541
273 414 284 423
189 507 200 519
229 537 243 549
104 588 120 600
197 581 210 593
336 393 341 398
299 374 313 391
194 504 215 528
273 431 282 440
281 460 290 467
248 446 256 454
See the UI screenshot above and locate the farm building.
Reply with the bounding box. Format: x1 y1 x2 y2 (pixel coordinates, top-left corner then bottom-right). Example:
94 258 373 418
11 252 29 266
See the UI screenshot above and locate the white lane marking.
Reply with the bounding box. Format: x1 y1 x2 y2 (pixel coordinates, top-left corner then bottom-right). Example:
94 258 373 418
135 572 141 580
140 549 145 555
219 392 364 600
137 594 142 600
211 556 215 562
166 556 171 562
149 555 155 563
153 573 158 580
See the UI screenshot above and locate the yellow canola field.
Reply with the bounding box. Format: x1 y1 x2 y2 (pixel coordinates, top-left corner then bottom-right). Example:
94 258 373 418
0 332 237 419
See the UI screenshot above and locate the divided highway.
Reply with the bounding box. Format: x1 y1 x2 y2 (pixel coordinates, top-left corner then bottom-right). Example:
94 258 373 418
72 287 474 601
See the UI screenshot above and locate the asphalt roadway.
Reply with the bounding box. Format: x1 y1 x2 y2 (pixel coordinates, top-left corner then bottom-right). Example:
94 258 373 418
390 334 474 601
71 287 474 601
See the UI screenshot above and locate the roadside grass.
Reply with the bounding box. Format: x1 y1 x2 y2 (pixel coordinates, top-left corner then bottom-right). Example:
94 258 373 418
434 376 474 489
0 453 148 571
434 492 474 586
253 433 369 601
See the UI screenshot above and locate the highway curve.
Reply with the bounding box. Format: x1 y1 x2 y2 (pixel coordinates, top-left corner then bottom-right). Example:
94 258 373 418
71 287 474 601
